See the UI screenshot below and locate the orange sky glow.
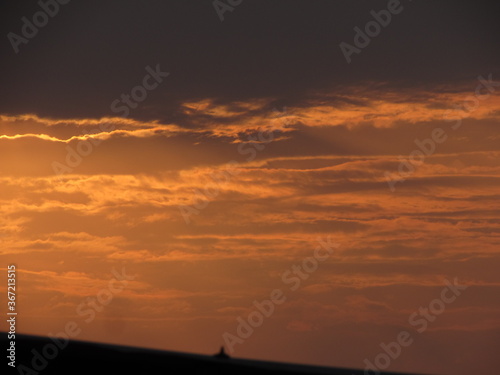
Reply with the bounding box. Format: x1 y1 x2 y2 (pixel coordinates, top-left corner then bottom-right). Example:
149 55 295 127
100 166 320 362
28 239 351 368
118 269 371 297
1 82 499 374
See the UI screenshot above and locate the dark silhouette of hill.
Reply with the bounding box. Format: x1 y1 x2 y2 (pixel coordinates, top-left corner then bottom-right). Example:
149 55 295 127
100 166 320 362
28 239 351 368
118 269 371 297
1 332 426 375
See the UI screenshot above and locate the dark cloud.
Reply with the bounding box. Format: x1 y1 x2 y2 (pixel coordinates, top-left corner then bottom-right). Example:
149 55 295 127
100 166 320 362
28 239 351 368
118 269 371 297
1 0 500 122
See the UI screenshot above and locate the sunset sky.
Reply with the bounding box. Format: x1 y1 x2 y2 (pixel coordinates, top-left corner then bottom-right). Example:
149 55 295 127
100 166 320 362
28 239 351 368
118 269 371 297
1 1 500 374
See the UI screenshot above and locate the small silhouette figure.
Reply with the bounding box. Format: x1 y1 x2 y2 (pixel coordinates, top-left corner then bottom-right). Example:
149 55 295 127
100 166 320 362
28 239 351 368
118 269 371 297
214 346 230 359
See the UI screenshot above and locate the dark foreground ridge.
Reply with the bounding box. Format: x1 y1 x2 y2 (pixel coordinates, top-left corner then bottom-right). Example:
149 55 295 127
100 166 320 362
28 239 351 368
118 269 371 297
1 332 426 375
